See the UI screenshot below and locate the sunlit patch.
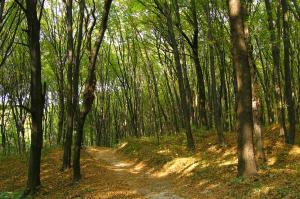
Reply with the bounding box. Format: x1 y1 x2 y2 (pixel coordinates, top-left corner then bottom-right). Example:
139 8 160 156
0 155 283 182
218 159 237 167
252 185 274 197
118 142 128 149
289 146 300 155
153 157 199 178
197 179 209 187
131 162 146 173
113 162 132 167
206 182 220 190
267 157 277 166
157 149 171 155
260 185 274 194
89 190 140 199
207 145 219 153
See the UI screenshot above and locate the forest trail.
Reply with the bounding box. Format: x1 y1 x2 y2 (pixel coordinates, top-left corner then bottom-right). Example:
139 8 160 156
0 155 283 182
87 147 184 199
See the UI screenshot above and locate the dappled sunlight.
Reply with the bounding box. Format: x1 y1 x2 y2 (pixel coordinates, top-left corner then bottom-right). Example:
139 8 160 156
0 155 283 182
250 185 275 198
89 190 142 199
267 157 277 166
1 126 300 198
157 149 172 155
130 162 146 173
116 127 300 198
217 159 237 167
153 157 199 178
117 142 128 150
207 145 222 153
289 145 300 155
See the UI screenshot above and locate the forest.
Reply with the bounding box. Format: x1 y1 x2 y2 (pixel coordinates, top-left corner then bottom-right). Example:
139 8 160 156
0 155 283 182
0 0 300 198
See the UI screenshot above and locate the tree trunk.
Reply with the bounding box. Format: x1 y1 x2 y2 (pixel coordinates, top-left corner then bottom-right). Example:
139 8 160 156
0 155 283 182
73 0 113 181
228 0 257 177
24 0 44 194
190 0 207 128
206 3 225 146
57 75 64 145
1 95 6 154
62 0 74 170
281 0 296 144
161 1 195 150
72 0 85 147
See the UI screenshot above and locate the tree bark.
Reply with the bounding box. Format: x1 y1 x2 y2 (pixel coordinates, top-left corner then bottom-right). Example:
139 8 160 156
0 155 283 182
62 0 74 170
73 0 113 181
228 0 257 177
23 0 44 194
281 0 296 145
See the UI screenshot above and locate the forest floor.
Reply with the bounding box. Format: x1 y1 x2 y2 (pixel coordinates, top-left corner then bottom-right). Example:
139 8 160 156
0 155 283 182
0 125 300 198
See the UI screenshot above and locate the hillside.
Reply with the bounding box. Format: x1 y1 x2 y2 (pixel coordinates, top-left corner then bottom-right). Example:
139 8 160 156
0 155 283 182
0 126 299 198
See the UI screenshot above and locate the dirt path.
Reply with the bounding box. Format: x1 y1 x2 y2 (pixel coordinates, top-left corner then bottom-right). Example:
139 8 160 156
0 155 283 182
86 147 185 199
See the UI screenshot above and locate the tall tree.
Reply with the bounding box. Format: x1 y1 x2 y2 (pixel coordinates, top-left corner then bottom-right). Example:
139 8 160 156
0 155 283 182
205 1 225 146
264 0 286 137
228 0 257 177
176 0 208 128
281 0 296 144
154 0 195 150
73 0 113 181
15 0 45 194
62 0 74 170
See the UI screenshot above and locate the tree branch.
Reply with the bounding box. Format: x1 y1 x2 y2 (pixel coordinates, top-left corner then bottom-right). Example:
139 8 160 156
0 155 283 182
14 0 27 13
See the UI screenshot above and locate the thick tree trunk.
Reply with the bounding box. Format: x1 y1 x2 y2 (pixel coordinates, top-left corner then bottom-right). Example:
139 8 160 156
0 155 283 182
24 0 44 194
228 0 257 177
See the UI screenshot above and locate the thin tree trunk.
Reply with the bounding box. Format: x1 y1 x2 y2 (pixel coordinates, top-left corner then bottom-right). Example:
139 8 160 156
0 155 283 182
206 3 225 146
157 1 195 150
57 73 64 145
281 0 296 144
190 0 207 127
62 0 74 170
73 0 113 181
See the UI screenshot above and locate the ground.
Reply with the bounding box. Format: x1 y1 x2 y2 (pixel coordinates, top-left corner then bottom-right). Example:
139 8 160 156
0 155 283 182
0 125 300 198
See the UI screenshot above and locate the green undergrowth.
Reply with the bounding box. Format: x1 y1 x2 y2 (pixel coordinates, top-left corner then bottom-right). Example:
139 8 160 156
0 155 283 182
0 190 25 199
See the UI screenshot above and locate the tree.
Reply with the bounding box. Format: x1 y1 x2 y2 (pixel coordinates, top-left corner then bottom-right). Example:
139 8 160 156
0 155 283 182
264 0 286 137
62 0 74 170
72 0 113 181
153 0 195 150
281 0 296 145
15 0 45 194
228 0 257 177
